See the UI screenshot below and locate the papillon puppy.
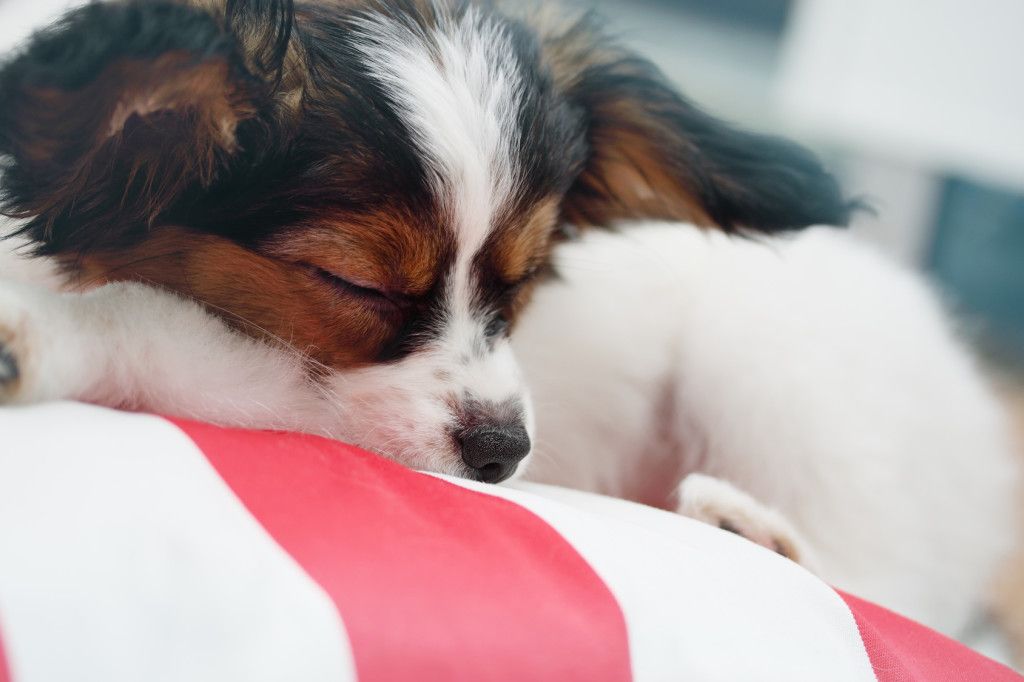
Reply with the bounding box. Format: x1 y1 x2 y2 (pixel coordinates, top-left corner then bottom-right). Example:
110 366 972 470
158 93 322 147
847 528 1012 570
0 0 1019 650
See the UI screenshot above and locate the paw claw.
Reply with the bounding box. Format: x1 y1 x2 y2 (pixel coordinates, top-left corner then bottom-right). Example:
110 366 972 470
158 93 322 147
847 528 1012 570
679 473 818 570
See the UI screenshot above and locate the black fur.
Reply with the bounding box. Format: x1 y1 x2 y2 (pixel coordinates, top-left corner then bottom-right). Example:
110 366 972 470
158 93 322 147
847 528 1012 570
226 0 294 83
539 10 857 232
570 54 855 231
0 1 257 254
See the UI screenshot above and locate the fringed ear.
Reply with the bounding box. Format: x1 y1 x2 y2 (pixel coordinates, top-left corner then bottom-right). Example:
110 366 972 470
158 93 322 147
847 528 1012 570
225 0 295 83
536 13 855 233
0 0 295 255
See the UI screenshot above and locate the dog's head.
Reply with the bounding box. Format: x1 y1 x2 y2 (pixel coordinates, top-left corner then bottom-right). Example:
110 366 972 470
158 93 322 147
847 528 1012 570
0 0 853 481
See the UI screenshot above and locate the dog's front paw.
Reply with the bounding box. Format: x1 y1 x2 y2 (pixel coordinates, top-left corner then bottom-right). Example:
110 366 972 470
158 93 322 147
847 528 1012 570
0 290 34 404
0 280 80 405
678 473 818 570
0 332 21 401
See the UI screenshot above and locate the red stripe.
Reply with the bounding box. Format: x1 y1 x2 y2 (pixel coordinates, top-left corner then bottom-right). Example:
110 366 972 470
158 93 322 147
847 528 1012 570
838 591 1022 682
0 621 11 682
172 419 632 682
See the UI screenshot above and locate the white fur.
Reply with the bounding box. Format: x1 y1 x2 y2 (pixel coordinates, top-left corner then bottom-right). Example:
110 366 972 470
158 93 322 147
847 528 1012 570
514 223 1018 635
0 219 1017 637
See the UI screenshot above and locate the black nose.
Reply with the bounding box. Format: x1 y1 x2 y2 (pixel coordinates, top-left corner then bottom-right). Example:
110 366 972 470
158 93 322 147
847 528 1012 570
458 424 531 483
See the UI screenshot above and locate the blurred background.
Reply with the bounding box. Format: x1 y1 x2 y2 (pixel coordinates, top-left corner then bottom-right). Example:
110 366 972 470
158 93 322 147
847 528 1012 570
1 0 1021 370
583 0 1024 376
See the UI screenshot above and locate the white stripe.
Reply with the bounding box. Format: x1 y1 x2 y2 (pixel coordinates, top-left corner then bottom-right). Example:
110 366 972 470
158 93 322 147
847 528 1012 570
439 476 880 682
0 403 355 682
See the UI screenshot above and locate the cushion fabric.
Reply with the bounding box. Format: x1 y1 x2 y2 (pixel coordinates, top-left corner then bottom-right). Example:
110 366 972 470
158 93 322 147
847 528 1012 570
0 403 1019 681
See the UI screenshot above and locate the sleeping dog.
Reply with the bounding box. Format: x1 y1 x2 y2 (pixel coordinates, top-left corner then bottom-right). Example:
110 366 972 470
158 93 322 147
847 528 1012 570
0 0 1019 646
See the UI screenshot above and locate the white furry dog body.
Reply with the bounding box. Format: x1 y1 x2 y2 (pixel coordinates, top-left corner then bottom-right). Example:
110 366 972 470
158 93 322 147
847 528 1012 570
518 223 1018 635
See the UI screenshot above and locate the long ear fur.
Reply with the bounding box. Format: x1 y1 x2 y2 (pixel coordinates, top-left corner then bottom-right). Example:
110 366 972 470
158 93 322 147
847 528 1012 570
0 0 294 255
534 11 855 233
225 0 295 83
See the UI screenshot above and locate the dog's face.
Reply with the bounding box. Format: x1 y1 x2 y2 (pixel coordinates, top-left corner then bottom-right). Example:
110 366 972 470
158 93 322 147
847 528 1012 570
0 0 852 481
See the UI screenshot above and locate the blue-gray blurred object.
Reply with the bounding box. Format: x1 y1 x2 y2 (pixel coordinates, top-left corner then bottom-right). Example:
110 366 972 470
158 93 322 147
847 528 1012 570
930 181 1024 365
655 0 790 32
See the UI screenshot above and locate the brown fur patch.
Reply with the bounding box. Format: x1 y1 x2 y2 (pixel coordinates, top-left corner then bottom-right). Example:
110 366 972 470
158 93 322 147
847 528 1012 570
563 109 716 228
489 198 561 283
105 54 248 147
263 210 450 298
75 228 416 368
478 198 562 326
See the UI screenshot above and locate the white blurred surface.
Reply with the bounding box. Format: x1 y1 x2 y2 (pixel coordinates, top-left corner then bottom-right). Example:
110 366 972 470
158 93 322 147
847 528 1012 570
588 0 781 129
0 0 81 55
778 0 1024 192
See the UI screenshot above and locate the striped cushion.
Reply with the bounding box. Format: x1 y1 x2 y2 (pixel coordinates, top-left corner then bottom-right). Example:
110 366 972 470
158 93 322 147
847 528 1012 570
0 403 1018 681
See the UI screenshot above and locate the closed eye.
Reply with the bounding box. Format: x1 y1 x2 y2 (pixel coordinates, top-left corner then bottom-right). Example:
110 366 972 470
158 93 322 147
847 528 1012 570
307 266 409 309
483 265 546 340
506 264 545 296
485 313 510 339
312 266 384 297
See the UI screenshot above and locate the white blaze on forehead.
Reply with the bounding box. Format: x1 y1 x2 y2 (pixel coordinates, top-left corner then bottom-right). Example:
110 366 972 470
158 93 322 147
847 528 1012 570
352 6 524 327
